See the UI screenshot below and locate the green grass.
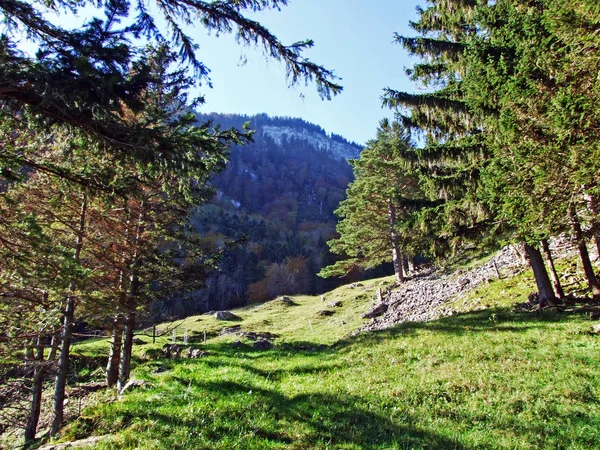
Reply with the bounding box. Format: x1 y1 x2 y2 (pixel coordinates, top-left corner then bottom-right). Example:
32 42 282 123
58 274 600 449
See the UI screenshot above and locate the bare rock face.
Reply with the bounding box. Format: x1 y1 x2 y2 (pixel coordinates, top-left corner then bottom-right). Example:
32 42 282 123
214 311 241 321
362 303 388 319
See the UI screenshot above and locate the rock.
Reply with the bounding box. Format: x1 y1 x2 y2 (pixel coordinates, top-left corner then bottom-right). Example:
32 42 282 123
202 311 216 316
327 301 342 308
279 296 295 305
214 311 241 321
317 310 335 317
362 303 388 319
232 340 245 349
589 310 600 320
119 379 147 395
357 244 526 334
592 324 600 334
240 331 276 341
220 325 242 335
321 295 325 302
190 349 209 358
253 339 273 350
162 344 182 359
132 337 145 345
350 283 364 289
458 278 470 287
153 365 169 374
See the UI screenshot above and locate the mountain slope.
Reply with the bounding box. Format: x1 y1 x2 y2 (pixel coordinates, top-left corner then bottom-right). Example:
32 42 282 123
151 114 370 321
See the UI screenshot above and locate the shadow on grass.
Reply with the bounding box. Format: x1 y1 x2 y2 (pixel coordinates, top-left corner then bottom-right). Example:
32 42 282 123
335 307 591 349
191 358 344 383
109 379 470 449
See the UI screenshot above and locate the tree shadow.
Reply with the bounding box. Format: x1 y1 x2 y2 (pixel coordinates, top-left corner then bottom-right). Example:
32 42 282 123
335 307 592 349
113 378 471 449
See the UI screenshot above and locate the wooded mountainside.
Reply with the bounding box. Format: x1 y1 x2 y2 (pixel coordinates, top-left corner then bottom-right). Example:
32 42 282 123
151 113 368 320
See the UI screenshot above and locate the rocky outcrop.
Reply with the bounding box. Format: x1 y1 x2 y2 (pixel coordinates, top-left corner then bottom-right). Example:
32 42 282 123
361 246 525 332
214 311 241 321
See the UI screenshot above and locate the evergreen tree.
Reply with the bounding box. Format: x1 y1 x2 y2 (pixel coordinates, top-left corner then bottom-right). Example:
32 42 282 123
320 120 425 283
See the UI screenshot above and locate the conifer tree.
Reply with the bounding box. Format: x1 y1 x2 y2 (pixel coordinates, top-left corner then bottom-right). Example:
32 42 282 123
320 120 425 283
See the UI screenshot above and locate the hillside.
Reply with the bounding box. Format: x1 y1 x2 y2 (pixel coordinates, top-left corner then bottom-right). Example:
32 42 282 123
28 251 600 450
151 114 369 322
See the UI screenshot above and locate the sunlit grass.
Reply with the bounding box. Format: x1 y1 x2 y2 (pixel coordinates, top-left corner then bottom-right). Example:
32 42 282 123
56 271 600 450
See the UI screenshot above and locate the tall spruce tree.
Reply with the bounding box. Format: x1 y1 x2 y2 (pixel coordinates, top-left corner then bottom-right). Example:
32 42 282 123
319 120 425 283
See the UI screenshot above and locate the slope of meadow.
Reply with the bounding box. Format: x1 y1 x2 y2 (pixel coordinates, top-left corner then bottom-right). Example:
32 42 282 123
40 269 600 450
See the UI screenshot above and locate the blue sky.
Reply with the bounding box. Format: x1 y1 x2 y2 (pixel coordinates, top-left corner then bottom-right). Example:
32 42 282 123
188 1 424 145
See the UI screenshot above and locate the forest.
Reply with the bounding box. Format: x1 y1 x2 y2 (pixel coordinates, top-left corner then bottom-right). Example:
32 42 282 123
1 0 600 447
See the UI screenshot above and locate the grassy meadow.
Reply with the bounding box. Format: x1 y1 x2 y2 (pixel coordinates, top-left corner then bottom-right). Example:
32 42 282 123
39 272 600 450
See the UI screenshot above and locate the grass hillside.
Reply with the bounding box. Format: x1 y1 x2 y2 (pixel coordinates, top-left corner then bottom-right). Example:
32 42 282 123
48 272 600 449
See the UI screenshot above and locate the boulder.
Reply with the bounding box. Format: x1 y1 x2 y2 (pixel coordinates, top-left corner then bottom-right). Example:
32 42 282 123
190 349 209 358
327 301 342 308
317 310 335 317
362 303 388 319
240 331 276 341
214 311 241 321
220 325 242 335
592 324 600 334
162 343 182 359
279 296 295 305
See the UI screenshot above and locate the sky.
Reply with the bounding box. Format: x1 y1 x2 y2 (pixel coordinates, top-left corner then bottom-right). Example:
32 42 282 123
187 0 424 145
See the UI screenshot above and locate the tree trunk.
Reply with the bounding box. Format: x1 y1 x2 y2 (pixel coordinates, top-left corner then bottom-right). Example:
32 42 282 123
106 314 124 387
525 243 556 307
388 201 404 283
117 310 135 392
584 191 600 259
117 200 144 392
402 255 410 275
25 336 45 444
51 192 87 436
408 256 415 273
47 330 60 361
541 239 565 299
569 205 600 298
